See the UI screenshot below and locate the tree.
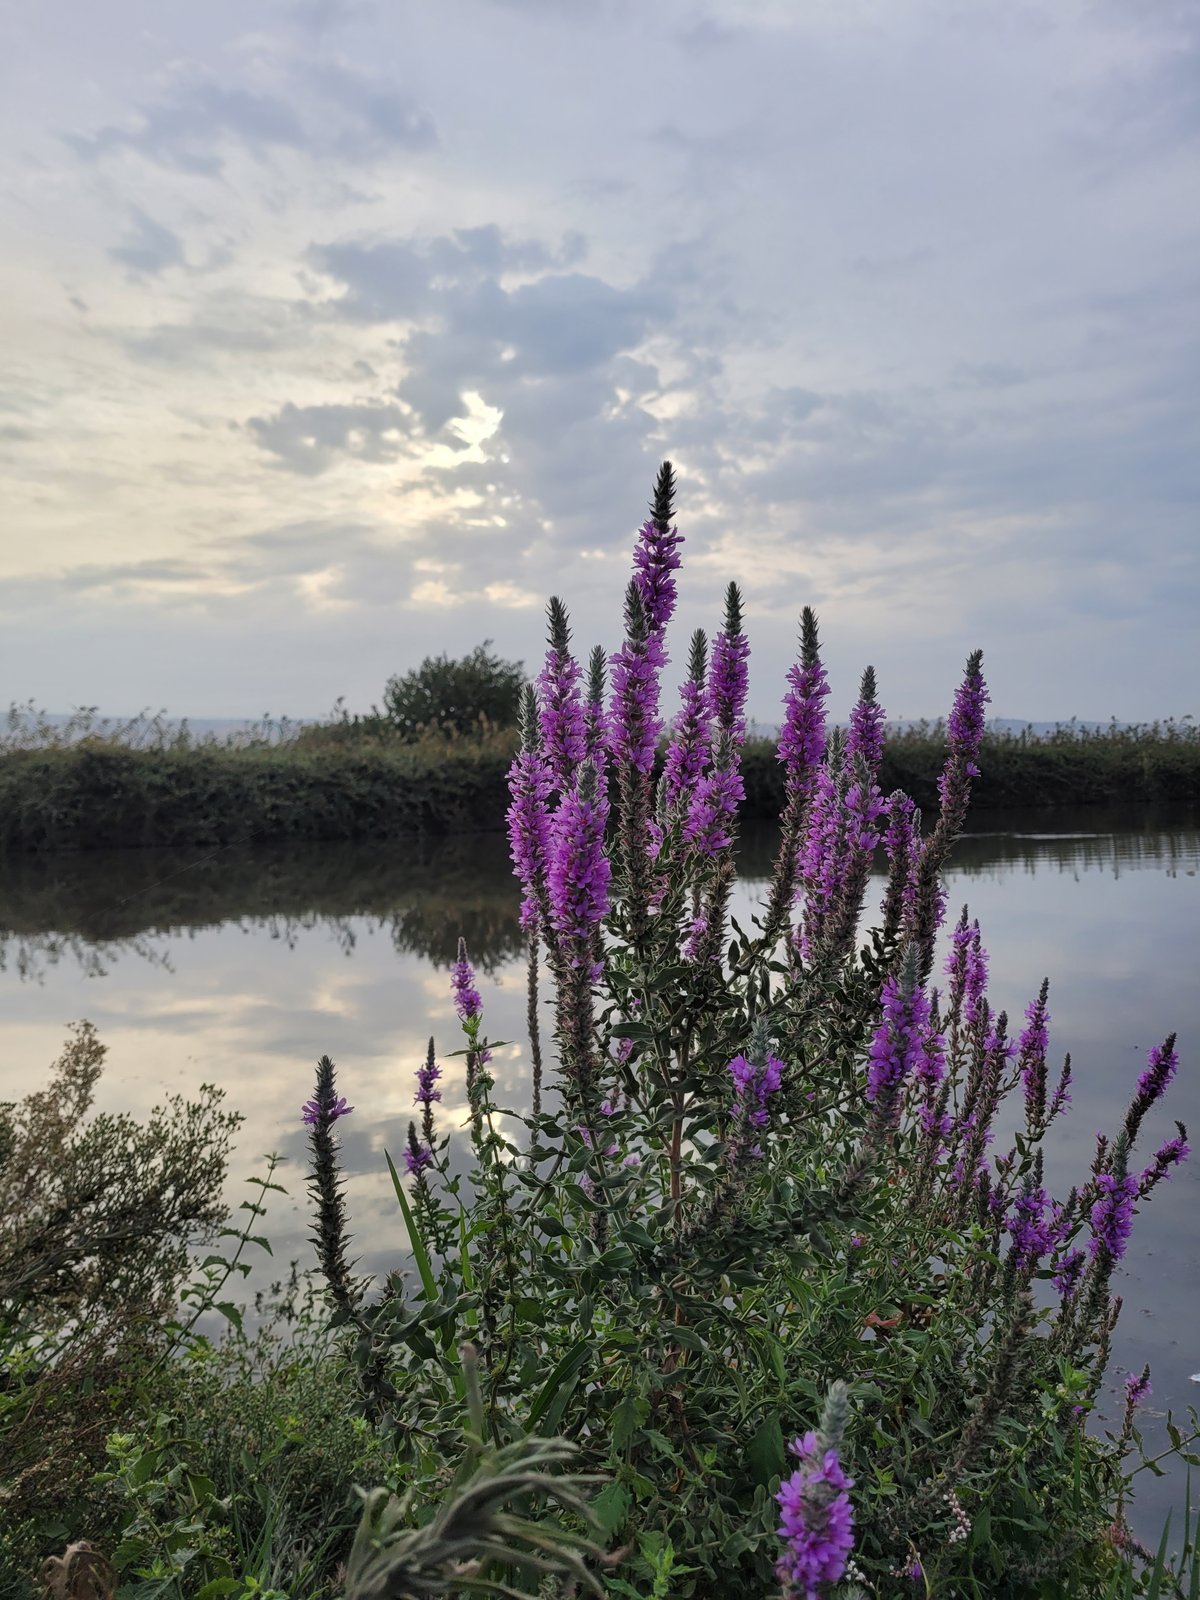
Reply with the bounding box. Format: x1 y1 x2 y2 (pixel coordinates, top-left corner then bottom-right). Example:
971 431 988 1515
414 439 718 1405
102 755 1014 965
381 641 525 740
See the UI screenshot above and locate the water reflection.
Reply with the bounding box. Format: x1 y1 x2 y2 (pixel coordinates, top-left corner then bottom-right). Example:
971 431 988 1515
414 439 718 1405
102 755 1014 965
3 805 1195 980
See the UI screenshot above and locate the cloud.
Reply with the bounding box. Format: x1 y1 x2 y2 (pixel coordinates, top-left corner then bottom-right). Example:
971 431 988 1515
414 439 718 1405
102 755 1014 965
247 399 417 474
108 209 186 276
67 59 437 175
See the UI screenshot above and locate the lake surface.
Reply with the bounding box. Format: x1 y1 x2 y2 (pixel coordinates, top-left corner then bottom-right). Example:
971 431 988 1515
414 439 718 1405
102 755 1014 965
2 805 1197 1534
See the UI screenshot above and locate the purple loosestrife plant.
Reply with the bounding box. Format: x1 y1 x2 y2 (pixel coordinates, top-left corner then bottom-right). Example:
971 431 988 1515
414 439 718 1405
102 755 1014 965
298 464 1197 1600
537 596 587 791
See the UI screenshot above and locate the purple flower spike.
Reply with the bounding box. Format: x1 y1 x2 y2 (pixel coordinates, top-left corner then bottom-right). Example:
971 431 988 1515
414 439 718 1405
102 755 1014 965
1090 1168 1138 1262
415 1053 442 1108
778 608 830 804
403 1142 434 1177
936 649 989 828
451 948 483 1023
1125 1368 1152 1409
683 752 744 857
727 1049 785 1135
538 597 587 789
506 684 553 931
302 1093 353 1125
866 952 932 1119
708 582 750 742
662 630 712 810
632 516 683 632
846 666 885 775
608 583 669 776
1139 1124 1189 1197
1006 1183 1054 1271
775 1431 856 1600
1053 1246 1085 1301
547 763 611 951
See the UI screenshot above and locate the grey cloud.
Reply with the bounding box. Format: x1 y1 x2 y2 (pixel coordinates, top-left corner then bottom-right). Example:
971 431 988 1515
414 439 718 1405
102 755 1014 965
108 209 186 276
69 82 307 175
68 60 437 175
246 399 417 474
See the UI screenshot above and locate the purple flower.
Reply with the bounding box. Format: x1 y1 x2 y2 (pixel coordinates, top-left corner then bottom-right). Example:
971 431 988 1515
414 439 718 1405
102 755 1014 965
866 963 932 1115
506 693 554 931
1125 1368 1152 1409
775 1431 855 1600
683 758 745 857
451 952 483 1023
302 1093 353 1125
936 650 989 826
1127 1034 1180 1147
946 909 988 1026
1053 1247 1086 1301
662 630 712 810
708 583 750 741
537 598 587 789
1006 1183 1054 1270
608 586 669 776
547 767 611 950
1139 1126 1189 1196
1090 1169 1138 1261
681 912 710 963
777 608 830 804
727 1050 785 1133
631 516 683 633
415 1054 442 1108
403 1142 434 1176
846 666 885 774
881 792 921 930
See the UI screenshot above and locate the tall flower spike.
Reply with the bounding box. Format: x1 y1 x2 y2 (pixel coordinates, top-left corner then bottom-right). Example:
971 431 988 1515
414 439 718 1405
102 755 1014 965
609 580 668 776
907 650 988 978
661 629 711 811
1018 980 1051 1131
880 792 920 944
866 943 931 1123
631 460 683 632
846 665 885 775
584 643 608 765
506 684 553 932
1124 1033 1179 1149
708 582 750 742
537 596 587 791
777 607 830 804
305 1053 359 1319
547 760 611 957
775 1382 856 1600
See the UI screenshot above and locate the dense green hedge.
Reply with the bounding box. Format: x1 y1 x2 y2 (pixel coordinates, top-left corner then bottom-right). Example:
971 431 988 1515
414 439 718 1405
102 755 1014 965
0 741 515 852
1 723 1197 851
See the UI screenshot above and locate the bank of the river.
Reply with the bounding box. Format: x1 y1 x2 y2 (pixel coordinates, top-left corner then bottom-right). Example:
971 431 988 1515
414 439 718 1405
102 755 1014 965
1 720 1196 851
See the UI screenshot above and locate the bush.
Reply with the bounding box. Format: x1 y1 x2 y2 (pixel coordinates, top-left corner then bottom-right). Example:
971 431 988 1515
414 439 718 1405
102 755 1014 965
0 1024 239 1590
299 466 1197 1597
381 641 526 742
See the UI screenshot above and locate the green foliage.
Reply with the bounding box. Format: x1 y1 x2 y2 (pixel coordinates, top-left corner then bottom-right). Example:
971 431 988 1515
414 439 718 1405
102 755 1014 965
0 1026 240 1593
0 734 517 852
380 641 526 742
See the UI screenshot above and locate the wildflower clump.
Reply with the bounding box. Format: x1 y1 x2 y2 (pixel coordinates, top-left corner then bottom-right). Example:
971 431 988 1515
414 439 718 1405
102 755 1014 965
302 464 1194 1600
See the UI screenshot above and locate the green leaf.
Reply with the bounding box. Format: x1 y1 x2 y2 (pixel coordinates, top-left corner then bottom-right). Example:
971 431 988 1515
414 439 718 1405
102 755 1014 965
384 1148 438 1302
591 1480 631 1536
528 1339 592 1433
213 1302 242 1334
746 1411 786 1487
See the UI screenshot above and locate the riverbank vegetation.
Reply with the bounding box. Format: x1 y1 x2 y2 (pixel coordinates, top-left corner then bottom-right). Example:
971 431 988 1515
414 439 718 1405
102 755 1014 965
3 467 1199 1597
0 709 1197 853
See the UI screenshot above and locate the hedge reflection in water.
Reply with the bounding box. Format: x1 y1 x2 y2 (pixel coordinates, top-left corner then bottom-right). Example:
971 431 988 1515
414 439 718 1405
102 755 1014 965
0 804 1196 982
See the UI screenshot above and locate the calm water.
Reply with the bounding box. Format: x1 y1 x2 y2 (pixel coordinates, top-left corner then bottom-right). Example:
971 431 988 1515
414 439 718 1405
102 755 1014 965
2 806 1197 1532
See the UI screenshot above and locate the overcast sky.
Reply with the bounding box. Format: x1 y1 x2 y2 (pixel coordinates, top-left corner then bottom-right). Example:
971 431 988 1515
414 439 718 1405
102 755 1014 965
1 0 1196 724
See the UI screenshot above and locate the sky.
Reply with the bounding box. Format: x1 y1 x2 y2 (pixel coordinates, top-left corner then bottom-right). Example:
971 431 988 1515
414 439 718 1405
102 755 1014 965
1 0 1197 724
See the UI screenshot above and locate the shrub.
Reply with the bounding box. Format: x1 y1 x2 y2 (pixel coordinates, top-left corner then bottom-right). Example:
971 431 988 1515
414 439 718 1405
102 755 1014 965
303 464 1196 1597
381 641 526 742
0 1024 239 1590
